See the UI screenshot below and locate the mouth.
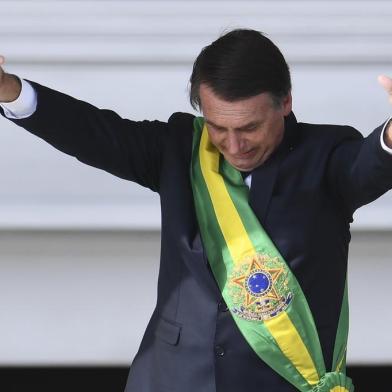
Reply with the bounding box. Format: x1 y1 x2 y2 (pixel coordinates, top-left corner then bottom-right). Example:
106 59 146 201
233 149 255 159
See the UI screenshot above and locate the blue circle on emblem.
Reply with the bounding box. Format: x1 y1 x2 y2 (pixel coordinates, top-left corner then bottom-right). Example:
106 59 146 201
247 272 271 295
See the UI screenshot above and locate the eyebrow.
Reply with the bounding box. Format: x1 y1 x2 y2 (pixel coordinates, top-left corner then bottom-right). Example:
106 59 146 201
205 119 262 131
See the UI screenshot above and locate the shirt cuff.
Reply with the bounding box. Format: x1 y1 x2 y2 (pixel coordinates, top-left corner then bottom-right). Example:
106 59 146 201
380 116 392 155
0 78 37 119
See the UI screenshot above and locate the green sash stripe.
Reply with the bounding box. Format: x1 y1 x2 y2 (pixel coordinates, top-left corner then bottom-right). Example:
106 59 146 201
193 119 318 389
193 118 314 390
332 280 349 373
190 117 354 392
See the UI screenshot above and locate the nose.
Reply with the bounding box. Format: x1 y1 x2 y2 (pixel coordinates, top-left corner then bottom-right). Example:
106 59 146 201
226 132 242 155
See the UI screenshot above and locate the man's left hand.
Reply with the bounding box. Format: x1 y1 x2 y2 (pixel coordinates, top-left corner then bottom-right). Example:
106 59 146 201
378 74 392 148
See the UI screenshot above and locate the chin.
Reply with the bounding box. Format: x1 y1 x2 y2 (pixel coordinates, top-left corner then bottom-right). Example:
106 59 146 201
230 161 255 172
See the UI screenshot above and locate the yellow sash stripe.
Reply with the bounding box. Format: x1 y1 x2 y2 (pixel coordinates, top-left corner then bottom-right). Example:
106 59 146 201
265 313 320 385
199 126 255 263
199 126 320 386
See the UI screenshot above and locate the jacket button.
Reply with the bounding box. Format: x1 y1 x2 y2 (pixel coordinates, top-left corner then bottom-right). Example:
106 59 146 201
218 299 229 312
215 345 225 357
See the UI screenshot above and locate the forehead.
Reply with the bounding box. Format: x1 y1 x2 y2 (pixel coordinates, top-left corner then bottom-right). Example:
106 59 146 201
199 84 275 127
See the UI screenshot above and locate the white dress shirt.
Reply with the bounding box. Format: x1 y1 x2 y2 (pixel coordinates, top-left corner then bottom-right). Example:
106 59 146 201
1 78 37 119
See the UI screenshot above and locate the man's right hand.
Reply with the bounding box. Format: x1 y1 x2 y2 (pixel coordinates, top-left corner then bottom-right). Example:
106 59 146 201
0 56 22 103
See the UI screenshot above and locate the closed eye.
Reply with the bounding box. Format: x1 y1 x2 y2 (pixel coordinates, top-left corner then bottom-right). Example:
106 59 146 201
238 124 261 133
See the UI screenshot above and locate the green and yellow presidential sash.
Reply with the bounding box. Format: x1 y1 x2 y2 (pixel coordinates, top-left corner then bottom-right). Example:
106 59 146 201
190 117 354 392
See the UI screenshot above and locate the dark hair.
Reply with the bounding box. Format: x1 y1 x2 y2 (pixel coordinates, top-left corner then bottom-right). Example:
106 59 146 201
189 29 291 111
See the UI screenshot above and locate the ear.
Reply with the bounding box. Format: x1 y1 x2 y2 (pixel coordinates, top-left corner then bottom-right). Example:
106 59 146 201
282 92 292 116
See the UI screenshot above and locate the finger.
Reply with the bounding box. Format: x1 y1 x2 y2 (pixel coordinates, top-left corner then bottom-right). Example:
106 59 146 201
0 55 4 66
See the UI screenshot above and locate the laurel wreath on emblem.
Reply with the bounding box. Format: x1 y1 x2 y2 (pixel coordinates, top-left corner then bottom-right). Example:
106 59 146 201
226 253 293 321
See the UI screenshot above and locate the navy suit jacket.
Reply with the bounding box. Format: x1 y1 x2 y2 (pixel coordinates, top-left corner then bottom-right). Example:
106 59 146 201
2 81 392 392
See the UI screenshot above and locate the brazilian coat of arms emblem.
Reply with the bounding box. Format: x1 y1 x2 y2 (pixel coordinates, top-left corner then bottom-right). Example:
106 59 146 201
226 253 293 321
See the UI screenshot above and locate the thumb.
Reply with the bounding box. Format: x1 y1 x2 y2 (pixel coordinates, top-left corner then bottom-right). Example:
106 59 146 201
0 55 4 66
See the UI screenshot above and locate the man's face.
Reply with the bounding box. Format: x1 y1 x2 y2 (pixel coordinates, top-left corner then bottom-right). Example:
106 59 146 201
199 84 292 172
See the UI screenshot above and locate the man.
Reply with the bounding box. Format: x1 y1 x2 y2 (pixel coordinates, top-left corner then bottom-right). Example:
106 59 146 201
1 29 392 392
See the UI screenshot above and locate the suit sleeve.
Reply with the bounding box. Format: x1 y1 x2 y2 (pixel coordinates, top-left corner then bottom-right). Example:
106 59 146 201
327 120 392 215
0 80 167 192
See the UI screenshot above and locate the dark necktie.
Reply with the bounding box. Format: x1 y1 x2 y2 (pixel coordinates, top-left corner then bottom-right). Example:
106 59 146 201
240 171 251 180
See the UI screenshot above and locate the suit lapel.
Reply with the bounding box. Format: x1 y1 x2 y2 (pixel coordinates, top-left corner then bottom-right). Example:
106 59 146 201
249 112 297 223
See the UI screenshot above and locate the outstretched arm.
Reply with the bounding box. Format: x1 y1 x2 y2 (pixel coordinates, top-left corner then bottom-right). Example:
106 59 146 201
327 75 392 215
0 56 168 192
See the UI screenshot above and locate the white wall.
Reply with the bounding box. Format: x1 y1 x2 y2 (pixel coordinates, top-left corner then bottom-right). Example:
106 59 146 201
1 0 392 229
0 0 392 365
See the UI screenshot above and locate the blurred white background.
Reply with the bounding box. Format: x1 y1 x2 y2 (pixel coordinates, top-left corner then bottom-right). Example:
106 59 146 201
0 0 391 365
